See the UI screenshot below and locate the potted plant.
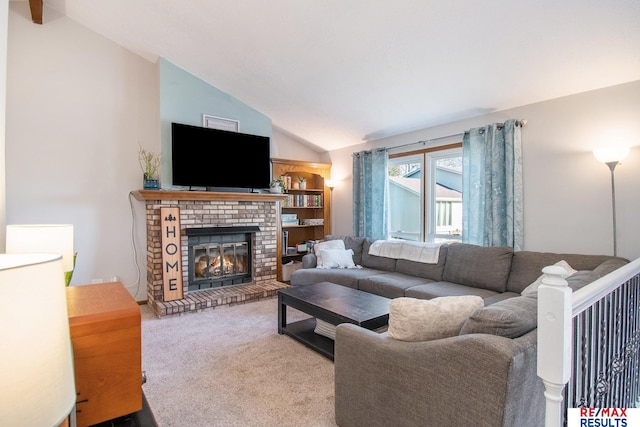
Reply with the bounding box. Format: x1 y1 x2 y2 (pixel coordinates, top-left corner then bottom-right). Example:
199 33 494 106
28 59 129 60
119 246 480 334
139 146 161 190
298 176 307 190
270 176 286 193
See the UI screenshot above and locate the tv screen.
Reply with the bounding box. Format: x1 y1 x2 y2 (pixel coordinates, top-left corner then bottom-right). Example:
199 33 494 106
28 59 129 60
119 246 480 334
171 122 271 190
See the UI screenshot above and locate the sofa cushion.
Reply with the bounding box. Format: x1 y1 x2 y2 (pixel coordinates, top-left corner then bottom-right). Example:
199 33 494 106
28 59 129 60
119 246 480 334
405 281 500 302
358 272 435 299
290 267 385 288
506 251 627 293
566 271 601 292
301 253 318 268
361 239 397 272
519 259 623 298
325 235 367 265
521 260 577 297
442 243 513 292
388 296 484 342
482 291 520 306
593 258 628 277
394 245 448 281
459 295 537 338
316 249 357 269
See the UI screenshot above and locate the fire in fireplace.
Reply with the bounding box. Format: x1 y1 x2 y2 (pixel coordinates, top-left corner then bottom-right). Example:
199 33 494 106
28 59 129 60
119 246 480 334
186 226 259 291
193 242 247 278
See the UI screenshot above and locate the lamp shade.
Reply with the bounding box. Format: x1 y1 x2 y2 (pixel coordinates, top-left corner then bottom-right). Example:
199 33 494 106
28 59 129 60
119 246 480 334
0 254 76 426
6 224 74 272
593 147 630 164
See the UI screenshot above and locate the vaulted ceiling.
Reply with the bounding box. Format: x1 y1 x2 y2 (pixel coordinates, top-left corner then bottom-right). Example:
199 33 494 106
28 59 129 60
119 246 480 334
43 0 640 151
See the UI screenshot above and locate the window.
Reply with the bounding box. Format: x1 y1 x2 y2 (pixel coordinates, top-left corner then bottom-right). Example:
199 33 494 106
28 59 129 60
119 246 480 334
387 146 462 243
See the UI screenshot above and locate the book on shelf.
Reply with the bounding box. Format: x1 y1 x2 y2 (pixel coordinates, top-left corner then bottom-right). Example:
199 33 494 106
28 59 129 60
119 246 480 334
282 230 288 255
283 194 323 208
300 218 324 226
282 213 298 227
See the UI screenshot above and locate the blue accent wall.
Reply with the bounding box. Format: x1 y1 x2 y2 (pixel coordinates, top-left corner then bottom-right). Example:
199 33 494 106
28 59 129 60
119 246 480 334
159 58 272 186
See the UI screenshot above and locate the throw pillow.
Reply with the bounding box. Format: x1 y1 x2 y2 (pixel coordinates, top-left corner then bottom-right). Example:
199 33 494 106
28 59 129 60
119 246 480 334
314 239 346 268
387 296 484 342
317 249 356 269
521 260 577 297
459 295 537 338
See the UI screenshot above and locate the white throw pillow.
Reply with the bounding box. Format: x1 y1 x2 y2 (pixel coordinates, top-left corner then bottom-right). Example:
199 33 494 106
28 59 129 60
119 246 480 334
521 260 577 296
388 296 484 342
314 240 346 268
316 249 356 269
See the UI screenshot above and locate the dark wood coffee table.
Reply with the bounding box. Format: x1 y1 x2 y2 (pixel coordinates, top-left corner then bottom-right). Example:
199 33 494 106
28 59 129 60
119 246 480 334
278 281 391 360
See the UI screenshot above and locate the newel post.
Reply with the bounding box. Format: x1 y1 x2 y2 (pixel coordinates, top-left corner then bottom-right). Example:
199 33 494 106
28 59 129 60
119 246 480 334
537 265 573 427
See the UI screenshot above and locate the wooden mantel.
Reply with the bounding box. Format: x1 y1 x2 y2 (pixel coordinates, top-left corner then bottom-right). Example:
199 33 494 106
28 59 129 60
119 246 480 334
132 189 286 202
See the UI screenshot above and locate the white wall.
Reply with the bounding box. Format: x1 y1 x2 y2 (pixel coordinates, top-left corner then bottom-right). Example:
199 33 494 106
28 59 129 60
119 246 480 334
0 0 8 249
6 3 158 299
158 58 275 187
271 126 325 162
328 80 640 261
5 2 323 300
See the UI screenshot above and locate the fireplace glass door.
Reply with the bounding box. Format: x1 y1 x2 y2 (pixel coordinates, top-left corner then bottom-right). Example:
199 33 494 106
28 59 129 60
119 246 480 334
187 229 255 291
192 243 248 279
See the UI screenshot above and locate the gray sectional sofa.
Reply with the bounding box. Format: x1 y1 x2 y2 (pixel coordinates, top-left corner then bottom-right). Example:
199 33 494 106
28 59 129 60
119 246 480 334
290 235 623 304
289 235 627 427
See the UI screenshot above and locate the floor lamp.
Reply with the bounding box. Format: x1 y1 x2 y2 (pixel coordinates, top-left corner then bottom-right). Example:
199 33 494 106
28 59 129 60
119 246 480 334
0 253 76 426
593 147 629 257
326 179 337 234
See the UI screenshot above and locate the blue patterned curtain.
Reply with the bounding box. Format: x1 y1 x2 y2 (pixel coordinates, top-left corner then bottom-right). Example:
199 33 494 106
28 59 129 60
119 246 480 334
353 148 389 240
462 119 523 249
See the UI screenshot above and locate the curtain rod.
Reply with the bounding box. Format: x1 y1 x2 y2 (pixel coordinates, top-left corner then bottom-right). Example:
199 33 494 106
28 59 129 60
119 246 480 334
390 119 527 152
391 132 464 151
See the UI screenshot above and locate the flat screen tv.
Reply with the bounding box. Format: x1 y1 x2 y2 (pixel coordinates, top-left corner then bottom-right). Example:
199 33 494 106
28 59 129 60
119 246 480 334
171 122 271 191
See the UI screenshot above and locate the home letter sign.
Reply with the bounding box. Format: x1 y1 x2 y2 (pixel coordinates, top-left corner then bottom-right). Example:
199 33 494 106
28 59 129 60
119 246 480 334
160 207 183 301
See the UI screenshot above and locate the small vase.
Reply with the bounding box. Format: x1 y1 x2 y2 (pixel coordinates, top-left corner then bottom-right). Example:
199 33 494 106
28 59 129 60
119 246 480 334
143 178 159 190
299 182 306 189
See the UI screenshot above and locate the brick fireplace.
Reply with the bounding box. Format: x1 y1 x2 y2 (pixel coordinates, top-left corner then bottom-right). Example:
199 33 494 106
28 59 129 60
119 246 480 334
133 190 288 317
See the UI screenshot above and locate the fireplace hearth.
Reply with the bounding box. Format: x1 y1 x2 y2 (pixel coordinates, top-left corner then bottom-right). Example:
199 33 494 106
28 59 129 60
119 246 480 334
186 226 259 291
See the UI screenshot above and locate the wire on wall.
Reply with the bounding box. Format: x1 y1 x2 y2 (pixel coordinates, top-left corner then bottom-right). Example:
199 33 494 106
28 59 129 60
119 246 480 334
127 191 142 297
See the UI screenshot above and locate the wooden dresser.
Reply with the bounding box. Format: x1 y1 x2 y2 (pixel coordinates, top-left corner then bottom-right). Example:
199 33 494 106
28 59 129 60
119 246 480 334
66 282 142 427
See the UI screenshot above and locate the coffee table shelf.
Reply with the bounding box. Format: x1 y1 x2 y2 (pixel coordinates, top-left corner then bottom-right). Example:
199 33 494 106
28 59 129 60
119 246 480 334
282 317 335 360
278 282 390 360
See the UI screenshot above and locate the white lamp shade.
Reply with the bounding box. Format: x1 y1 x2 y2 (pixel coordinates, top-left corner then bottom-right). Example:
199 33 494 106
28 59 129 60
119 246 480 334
0 254 76 426
593 147 630 164
6 224 74 272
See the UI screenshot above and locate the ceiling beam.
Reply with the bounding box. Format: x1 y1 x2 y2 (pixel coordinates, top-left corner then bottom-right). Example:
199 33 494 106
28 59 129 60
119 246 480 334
29 0 43 25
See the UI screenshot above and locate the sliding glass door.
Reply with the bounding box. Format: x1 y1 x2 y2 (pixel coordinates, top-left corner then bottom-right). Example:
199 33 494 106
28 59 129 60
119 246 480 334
387 146 462 243
388 154 423 241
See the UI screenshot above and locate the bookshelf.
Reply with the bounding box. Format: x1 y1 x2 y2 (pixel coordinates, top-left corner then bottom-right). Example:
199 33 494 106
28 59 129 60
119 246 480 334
272 158 332 281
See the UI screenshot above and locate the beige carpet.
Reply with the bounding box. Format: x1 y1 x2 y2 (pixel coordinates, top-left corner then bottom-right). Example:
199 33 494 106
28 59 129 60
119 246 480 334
140 297 337 427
